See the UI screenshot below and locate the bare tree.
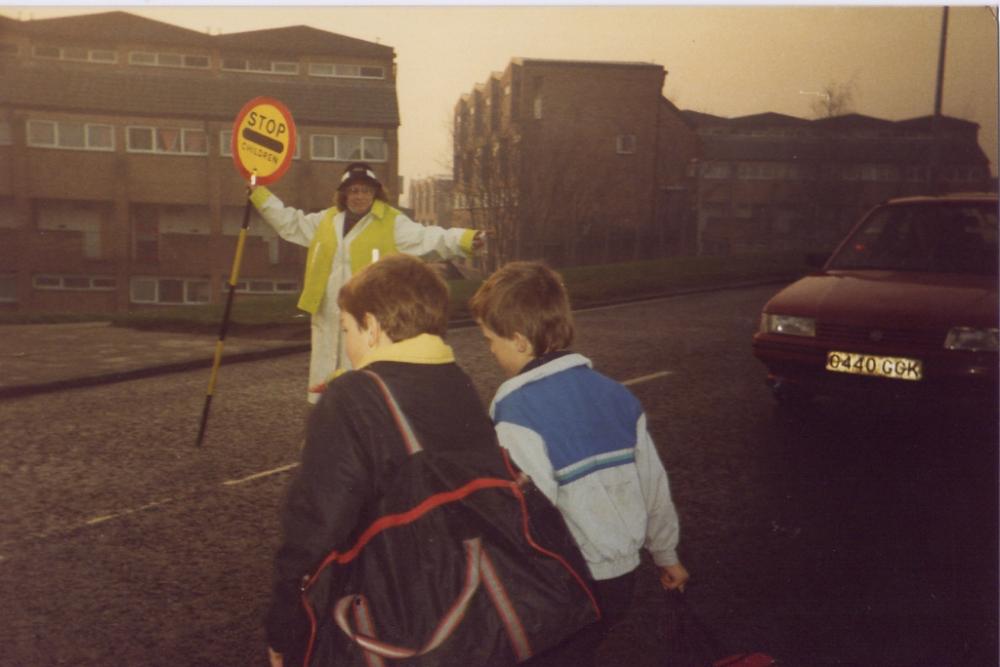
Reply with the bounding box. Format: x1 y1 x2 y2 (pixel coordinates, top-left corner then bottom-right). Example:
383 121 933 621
810 79 857 118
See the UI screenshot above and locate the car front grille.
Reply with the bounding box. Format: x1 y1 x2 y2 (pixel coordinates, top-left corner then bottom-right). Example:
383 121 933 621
815 322 946 349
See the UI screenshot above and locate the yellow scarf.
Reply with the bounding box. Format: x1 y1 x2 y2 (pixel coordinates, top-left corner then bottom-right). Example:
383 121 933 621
357 334 455 369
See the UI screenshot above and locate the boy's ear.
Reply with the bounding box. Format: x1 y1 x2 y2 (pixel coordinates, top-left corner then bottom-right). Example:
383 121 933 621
512 332 533 356
363 313 381 344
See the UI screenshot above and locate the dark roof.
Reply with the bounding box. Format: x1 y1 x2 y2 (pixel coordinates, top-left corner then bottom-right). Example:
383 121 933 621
680 110 726 125
215 25 393 58
700 134 988 166
3 11 393 60
9 11 213 47
812 113 895 129
514 57 663 71
729 112 809 127
1 61 399 126
896 115 980 132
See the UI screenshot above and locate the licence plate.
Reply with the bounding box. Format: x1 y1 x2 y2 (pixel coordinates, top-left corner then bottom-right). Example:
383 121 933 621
825 351 923 381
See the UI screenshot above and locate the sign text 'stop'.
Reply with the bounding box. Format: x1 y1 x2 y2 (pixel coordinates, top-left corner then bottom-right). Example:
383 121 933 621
231 97 296 185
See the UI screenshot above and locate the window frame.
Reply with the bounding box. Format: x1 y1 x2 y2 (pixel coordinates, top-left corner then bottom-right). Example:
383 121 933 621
32 274 116 291
129 277 211 305
222 58 300 75
127 126 209 155
616 134 637 155
33 44 118 64
26 119 115 151
308 62 385 79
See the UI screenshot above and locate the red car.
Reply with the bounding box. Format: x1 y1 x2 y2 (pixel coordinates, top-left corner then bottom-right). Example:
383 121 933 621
752 193 998 406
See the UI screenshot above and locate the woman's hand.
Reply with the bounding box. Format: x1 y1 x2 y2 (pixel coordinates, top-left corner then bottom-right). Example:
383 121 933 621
267 646 283 667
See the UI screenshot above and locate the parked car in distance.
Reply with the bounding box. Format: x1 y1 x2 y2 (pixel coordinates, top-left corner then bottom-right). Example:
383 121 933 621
752 192 998 407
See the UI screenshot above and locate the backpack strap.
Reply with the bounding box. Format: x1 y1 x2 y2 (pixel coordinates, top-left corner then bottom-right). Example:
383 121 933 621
332 538 484 659
361 370 422 455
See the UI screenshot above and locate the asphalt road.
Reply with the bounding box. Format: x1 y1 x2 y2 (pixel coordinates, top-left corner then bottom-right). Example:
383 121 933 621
1 284 996 667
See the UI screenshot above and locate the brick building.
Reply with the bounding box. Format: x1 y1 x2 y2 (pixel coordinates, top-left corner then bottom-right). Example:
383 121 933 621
0 11 400 313
410 175 454 228
451 58 699 269
684 111 994 255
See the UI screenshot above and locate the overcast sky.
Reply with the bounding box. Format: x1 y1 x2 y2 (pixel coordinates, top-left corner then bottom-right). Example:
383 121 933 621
5 4 998 198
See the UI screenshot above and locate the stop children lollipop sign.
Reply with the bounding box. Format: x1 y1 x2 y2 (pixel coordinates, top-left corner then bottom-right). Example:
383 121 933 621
231 96 296 185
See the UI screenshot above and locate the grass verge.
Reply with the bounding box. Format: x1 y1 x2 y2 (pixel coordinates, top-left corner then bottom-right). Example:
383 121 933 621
0 251 810 335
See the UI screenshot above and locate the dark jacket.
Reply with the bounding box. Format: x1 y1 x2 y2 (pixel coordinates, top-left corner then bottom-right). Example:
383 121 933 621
266 353 502 654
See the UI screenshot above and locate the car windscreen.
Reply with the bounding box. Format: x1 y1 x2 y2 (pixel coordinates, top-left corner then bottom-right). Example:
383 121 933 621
827 202 999 275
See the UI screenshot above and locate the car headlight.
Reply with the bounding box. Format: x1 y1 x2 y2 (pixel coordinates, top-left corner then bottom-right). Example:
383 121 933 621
761 314 816 337
944 327 999 352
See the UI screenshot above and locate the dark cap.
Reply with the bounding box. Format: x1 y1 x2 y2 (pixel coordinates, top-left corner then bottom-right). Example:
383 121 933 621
339 162 381 190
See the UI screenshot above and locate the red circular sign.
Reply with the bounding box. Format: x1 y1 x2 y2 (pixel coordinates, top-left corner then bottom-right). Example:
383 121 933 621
231 96 297 185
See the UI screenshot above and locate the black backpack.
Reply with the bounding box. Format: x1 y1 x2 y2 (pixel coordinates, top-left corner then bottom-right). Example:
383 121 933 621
295 370 600 667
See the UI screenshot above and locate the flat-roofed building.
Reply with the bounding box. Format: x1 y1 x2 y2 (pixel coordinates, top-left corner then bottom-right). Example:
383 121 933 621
684 111 994 255
0 11 400 313
452 58 699 269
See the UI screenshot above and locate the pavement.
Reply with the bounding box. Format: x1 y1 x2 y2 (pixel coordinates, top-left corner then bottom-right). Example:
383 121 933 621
0 320 310 400
0 277 794 401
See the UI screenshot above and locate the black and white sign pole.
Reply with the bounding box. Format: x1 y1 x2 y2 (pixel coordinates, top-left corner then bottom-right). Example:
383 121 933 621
195 97 295 447
196 173 256 447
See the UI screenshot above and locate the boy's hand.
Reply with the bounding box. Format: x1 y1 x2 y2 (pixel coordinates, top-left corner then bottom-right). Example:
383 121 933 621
659 562 690 592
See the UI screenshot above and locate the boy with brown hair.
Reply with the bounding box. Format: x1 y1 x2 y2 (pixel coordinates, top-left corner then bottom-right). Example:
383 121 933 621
265 255 596 667
470 261 690 664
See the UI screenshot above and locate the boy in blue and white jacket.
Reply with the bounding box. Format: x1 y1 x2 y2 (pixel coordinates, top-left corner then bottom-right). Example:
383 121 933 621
470 261 689 665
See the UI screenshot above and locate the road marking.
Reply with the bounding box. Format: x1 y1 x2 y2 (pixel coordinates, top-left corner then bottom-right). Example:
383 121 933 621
223 462 300 486
5 368 673 555
622 370 673 386
0 464 305 560
86 498 173 525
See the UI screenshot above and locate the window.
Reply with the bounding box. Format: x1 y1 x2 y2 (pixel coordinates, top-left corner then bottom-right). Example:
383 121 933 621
33 45 117 63
129 51 211 69
90 50 116 63
127 127 154 152
222 58 299 75
0 42 18 58
311 134 337 160
533 94 543 120
130 277 209 304
224 278 299 294
223 207 281 262
32 274 116 291
160 205 211 235
702 163 731 179
219 130 232 157
308 62 384 79
0 119 12 146
132 206 159 262
0 274 15 302
129 52 156 65
311 135 386 162
27 119 114 151
37 200 105 259
157 53 183 68
362 137 386 161
616 135 636 155
33 45 60 59
184 54 210 68
0 198 18 229
127 127 208 155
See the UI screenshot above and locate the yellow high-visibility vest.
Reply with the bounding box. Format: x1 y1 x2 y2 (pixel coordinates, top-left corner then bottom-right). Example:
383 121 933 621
297 201 399 314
